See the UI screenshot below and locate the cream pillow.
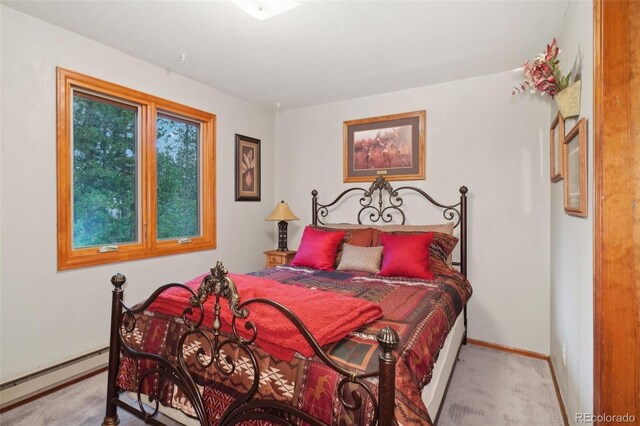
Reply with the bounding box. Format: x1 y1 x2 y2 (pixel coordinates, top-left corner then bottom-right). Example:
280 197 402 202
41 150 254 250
324 222 455 235
380 222 454 235
336 244 383 274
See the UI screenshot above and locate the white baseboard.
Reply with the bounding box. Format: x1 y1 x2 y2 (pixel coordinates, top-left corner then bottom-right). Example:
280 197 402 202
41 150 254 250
0 350 109 410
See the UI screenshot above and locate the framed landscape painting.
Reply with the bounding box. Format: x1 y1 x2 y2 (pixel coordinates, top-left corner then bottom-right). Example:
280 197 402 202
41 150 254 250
235 134 261 201
343 110 426 183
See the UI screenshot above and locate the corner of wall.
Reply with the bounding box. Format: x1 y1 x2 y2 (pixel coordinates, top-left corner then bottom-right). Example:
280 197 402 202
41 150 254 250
549 0 595 422
0 2 5 379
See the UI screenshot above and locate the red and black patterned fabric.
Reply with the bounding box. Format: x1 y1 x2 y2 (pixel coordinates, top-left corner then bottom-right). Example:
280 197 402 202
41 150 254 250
116 261 472 425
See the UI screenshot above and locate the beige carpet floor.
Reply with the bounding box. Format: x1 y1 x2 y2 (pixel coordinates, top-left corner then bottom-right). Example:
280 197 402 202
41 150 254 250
0 344 565 425
437 345 565 425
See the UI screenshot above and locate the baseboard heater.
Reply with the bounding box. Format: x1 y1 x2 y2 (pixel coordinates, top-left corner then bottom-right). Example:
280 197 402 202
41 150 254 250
0 346 110 410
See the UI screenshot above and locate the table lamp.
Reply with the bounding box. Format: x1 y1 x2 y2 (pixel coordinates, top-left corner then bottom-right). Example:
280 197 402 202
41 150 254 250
266 200 299 251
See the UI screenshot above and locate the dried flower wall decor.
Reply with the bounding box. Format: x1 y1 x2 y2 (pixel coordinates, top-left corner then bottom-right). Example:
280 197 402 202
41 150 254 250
513 38 571 97
514 39 582 119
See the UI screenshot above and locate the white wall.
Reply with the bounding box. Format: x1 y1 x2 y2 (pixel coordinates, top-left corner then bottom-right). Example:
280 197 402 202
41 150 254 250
0 6 276 381
275 70 551 354
550 0 594 423
0 4 4 383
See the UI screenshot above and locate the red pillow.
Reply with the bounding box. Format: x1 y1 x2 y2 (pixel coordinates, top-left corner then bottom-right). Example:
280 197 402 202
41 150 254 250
310 225 376 267
291 227 347 270
379 232 435 280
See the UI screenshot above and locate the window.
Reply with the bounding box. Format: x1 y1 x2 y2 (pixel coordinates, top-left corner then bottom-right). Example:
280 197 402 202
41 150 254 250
156 114 200 240
57 68 216 270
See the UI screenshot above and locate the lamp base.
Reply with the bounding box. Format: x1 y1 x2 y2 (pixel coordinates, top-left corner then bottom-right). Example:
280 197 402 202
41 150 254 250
277 220 289 251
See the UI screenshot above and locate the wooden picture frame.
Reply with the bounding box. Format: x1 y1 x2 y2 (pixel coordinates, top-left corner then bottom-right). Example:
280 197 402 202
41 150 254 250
550 112 565 182
343 110 425 183
563 118 588 217
235 134 261 201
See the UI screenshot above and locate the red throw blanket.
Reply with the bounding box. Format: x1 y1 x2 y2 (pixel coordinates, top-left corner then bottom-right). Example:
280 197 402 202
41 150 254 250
148 273 383 361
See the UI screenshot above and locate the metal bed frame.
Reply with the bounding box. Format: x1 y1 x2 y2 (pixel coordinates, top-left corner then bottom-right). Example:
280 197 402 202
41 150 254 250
101 176 468 426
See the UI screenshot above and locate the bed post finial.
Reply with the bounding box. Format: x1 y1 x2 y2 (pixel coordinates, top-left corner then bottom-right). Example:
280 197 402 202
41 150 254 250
111 273 126 289
103 273 126 426
377 326 399 351
376 326 399 426
312 189 318 225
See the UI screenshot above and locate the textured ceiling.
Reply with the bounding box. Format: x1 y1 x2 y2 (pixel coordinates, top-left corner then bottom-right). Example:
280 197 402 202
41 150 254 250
3 0 570 110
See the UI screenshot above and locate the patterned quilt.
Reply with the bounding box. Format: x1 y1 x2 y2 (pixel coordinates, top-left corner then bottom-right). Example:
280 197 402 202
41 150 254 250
116 260 472 425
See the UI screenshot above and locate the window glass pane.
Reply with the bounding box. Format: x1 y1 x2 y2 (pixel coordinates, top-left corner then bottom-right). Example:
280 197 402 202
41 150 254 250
156 114 200 239
72 93 137 248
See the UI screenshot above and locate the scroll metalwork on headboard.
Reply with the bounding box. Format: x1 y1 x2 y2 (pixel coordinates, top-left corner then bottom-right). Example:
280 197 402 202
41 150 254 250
311 175 469 277
312 176 466 227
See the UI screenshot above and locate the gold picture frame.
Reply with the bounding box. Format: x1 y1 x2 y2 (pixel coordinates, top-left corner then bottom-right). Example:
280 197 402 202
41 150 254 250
563 118 588 217
343 110 426 183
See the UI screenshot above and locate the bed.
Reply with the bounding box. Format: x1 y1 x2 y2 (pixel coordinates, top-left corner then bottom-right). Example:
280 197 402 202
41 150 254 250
101 176 471 426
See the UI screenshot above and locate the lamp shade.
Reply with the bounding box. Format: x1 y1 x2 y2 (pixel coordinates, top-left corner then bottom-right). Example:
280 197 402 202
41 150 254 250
266 201 299 221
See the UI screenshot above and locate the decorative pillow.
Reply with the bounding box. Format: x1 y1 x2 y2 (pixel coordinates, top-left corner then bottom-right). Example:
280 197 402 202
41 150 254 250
371 230 458 265
324 222 454 236
429 232 459 263
370 222 454 245
322 223 373 230
429 256 455 275
291 227 346 270
379 232 434 280
380 222 454 235
310 225 376 267
336 244 384 274
317 223 455 264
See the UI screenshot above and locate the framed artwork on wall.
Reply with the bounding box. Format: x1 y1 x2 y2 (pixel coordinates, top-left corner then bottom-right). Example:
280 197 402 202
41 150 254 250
550 112 565 182
343 110 426 183
563 118 588 217
235 134 261 201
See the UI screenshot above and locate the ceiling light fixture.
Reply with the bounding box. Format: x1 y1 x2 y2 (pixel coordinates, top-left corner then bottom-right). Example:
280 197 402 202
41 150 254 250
232 0 300 20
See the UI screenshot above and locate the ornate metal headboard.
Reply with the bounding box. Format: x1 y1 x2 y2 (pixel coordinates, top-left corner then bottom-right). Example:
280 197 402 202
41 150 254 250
311 176 469 277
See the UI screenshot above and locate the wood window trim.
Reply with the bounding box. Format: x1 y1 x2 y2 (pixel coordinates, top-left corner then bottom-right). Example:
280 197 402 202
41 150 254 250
57 67 216 270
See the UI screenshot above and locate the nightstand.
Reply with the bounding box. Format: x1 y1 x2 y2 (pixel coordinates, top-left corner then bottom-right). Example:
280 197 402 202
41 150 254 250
264 250 296 268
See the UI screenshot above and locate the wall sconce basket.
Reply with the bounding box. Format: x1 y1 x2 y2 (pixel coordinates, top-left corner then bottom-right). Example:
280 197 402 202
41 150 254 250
555 80 581 118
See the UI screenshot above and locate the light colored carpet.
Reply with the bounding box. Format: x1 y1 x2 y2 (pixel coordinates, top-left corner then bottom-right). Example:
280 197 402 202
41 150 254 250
438 345 565 426
0 374 176 426
0 345 565 425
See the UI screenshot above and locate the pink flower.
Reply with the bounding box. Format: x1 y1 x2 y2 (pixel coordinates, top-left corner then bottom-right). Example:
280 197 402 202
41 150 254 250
513 38 568 97
544 38 559 62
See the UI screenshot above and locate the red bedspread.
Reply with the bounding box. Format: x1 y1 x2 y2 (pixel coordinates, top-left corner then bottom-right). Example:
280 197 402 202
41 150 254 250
148 272 383 361
117 261 472 425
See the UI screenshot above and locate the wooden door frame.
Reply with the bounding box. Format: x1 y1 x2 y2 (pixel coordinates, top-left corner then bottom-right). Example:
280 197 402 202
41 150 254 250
593 0 639 421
